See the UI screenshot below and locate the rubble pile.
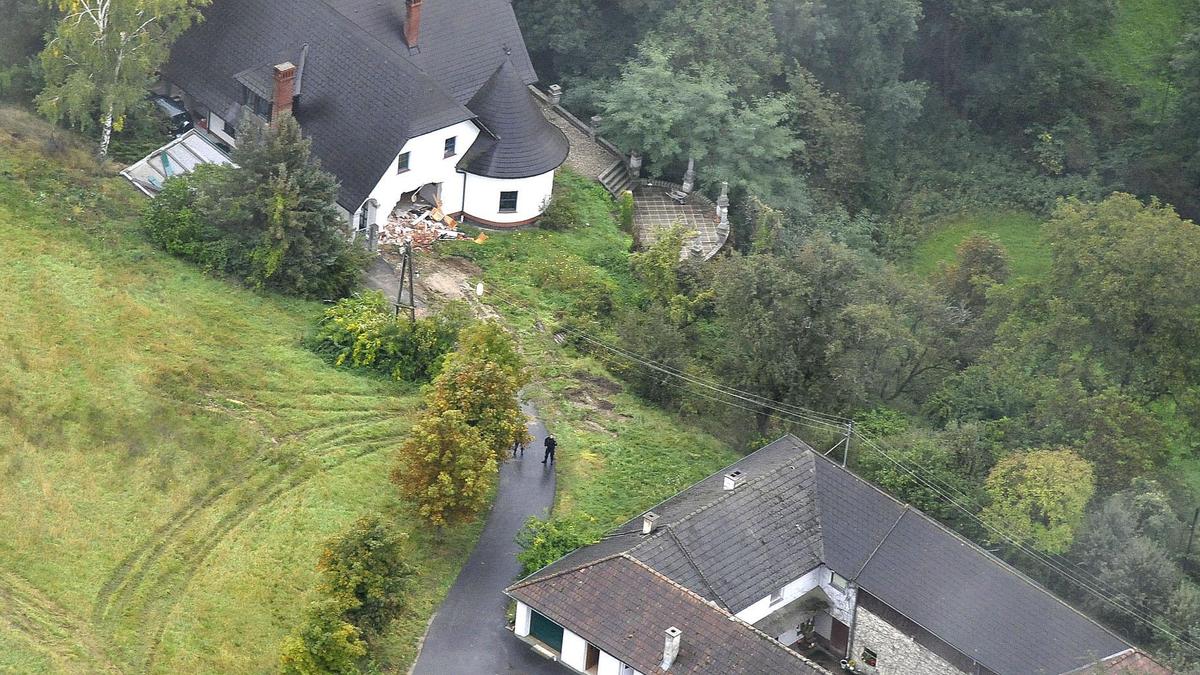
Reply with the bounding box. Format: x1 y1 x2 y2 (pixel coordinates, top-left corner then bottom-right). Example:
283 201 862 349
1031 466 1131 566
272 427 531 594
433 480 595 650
379 203 466 250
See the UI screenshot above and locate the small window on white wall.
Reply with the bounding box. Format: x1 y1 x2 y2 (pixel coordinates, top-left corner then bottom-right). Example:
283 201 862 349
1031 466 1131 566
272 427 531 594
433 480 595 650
499 191 518 213
861 648 879 667
397 152 410 173
769 587 785 606
830 571 848 591
444 136 457 157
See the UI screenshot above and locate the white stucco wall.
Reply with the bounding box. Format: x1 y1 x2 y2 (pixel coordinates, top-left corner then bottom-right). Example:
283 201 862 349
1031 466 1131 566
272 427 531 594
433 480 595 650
515 601 532 638
561 629 589 671
208 112 236 146
735 566 856 627
849 606 963 675
462 169 555 225
362 119 481 220
598 651 622 675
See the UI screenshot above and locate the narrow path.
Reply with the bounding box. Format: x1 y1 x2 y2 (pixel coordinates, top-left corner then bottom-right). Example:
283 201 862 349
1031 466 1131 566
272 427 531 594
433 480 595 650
411 401 560 675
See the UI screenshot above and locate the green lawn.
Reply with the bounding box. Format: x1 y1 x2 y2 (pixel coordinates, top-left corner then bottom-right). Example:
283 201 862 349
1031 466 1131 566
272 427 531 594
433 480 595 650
1090 0 1193 117
908 210 1050 280
0 108 474 673
442 174 739 530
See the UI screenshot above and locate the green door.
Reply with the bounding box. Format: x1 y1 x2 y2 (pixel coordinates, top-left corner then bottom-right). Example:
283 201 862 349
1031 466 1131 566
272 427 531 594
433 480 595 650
529 610 564 652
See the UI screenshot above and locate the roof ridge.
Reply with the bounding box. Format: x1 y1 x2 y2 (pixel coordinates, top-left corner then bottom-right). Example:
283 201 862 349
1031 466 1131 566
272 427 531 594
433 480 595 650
619 555 833 674
851 506 907 582
505 550 627 592
654 443 816 535
810 452 1138 659
664 526 732 611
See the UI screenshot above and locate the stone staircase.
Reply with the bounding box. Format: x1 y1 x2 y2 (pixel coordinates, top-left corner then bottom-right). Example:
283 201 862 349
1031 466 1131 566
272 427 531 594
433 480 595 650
598 159 633 197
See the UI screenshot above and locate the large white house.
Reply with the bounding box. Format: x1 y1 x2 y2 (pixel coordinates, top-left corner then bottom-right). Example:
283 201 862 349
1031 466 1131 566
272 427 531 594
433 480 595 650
508 436 1170 675
160 0 568 234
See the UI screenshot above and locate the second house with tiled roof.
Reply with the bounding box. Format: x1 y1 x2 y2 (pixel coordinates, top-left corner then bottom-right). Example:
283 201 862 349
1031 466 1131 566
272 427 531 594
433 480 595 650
160 0 569 234
508 436 1169 675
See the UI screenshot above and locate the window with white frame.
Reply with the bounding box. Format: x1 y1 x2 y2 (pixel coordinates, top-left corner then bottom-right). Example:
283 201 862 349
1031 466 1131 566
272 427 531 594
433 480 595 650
830 571 848 591
499 191 518 213
769 587 785 606
397 152 410 173
444 136 457 157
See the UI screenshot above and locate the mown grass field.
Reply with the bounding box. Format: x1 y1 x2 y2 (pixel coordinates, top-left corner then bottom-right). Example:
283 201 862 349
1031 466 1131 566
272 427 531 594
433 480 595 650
908 210 1050 280
442 174 739 529
0 108 475 673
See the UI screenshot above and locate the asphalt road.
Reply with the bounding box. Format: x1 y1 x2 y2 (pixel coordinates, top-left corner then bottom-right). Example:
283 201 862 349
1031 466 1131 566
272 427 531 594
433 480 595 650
411 401 563 675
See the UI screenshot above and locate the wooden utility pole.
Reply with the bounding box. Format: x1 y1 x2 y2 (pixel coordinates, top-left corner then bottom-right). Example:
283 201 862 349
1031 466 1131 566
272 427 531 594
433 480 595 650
843 420 853 467
395 238 416 322
1186 507 1200 559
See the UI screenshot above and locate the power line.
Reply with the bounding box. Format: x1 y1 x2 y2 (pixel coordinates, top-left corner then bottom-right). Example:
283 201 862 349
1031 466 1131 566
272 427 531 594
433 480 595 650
478 283 1200 654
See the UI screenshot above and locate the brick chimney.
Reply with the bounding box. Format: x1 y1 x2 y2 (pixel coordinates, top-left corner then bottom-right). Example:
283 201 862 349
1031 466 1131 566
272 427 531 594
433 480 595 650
272 62 296 124
661 627 682 669
404 0 423 47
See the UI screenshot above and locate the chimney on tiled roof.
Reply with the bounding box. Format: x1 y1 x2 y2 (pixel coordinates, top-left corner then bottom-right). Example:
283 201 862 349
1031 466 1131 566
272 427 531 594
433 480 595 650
404 0 423 47
661 626 682 669
642 511 660 535
272 62 296 125
723 469 744 491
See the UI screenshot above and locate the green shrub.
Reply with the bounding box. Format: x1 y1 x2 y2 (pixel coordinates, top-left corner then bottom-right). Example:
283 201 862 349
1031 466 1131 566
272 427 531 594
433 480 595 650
279 598 368 675
312 292 470 382
538 169 615 230
318 516 417 636
618 190 635 233
515 516 599 576
142 171 230 272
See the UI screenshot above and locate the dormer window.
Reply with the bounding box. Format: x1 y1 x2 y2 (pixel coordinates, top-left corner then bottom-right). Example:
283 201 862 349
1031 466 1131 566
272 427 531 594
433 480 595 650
241 85 272 119
444 136 457 157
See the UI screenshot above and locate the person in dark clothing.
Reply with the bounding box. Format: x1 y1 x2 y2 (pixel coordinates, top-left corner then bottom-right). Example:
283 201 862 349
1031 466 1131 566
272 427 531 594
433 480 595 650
542 434 557 464
512 438 524 457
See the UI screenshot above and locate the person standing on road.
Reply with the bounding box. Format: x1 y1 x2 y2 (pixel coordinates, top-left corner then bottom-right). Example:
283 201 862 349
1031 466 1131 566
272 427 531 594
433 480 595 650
542 434 557 464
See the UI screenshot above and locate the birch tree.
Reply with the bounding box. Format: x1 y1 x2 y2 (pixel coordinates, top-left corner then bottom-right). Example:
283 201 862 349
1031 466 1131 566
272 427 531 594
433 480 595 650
37 0 207 157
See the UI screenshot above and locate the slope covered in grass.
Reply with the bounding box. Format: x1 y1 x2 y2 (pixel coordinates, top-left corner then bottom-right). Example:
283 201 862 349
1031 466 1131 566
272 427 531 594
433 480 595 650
0 108 472 673
443 173 739 530
1091 0 1194 116
908 211 1050 280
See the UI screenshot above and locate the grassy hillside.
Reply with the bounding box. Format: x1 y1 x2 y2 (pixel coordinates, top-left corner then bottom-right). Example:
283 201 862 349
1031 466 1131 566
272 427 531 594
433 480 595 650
1091 0 1195 116
908 211 1050 280
442 175 740 530
0 108 473 673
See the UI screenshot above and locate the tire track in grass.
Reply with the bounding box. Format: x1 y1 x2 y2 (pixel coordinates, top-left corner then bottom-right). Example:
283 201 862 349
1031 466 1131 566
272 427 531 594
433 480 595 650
142 437 397 671
91 411 400 627
0 571 122 674
90 407 406 670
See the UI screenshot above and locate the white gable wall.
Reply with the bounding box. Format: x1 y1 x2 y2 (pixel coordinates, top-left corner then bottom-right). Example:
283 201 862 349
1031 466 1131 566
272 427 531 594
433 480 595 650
360 120 558 228
462 169 555 226
361 119 480 221
735 565 856 627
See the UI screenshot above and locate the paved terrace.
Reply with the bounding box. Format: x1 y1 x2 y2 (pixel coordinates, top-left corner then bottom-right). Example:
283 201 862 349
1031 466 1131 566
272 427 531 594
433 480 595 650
533 88 729 260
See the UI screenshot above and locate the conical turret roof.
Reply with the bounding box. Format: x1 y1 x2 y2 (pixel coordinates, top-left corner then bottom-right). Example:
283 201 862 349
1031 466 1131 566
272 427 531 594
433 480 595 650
462 60 569 179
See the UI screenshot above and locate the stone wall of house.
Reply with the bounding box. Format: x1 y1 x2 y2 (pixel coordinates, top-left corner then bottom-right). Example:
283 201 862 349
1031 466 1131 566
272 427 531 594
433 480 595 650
849 606 964 675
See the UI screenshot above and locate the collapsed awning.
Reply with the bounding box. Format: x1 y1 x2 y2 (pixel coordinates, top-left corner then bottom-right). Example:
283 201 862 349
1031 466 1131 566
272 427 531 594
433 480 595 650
120 130 234 197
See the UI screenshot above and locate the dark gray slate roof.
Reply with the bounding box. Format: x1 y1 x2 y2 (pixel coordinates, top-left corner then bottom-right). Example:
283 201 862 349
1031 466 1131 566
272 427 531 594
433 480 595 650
462 60 568 179
512 435 1132 675
325 0 537 103
163 0 545 210
509 555 827 675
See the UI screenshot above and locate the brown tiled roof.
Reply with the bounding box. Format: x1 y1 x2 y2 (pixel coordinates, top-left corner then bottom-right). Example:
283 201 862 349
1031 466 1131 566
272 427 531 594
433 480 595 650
509 554 827 674
1065 649 1175 675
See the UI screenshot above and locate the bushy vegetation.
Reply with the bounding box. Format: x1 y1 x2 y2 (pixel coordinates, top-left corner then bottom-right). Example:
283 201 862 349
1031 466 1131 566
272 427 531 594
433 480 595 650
393 322 531 527
143 115 368 298
280 517 417 673
311 292 471 382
